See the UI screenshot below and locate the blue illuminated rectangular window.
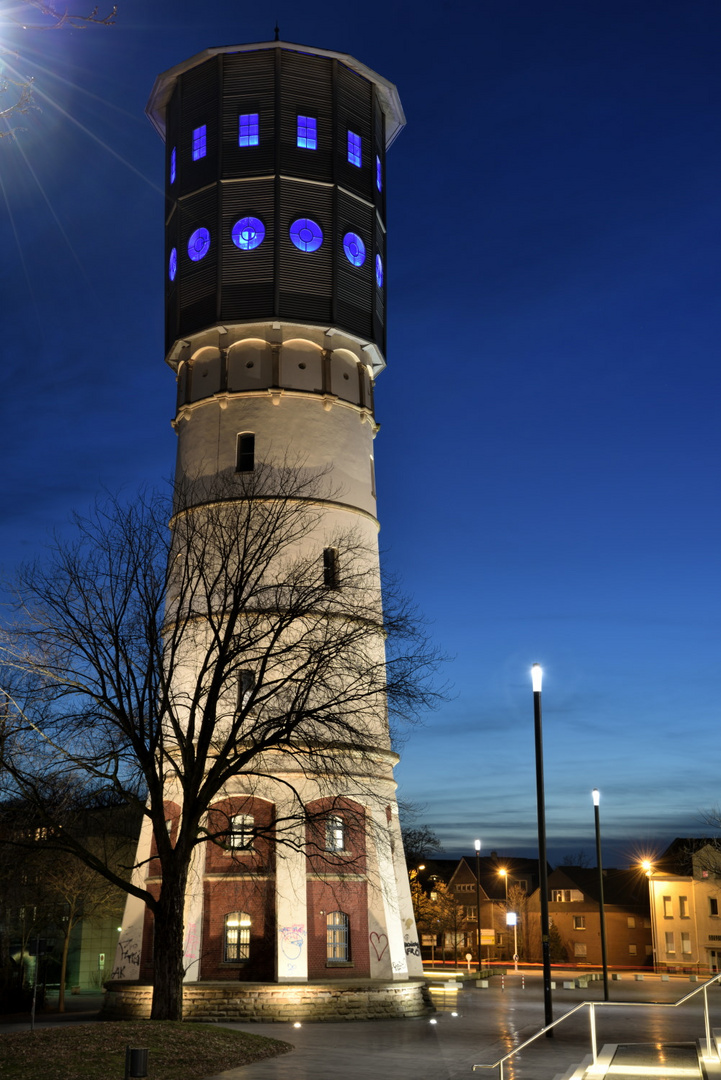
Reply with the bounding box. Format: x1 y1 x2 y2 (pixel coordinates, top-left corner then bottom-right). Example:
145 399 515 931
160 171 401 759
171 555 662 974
192 125 207 161
170 146 176 184
239 113 259 147
297 115 317 149
347 130 361 167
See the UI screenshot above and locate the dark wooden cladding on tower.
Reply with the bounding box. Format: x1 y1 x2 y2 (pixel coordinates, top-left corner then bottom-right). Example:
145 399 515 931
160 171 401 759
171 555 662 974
162 45 390 355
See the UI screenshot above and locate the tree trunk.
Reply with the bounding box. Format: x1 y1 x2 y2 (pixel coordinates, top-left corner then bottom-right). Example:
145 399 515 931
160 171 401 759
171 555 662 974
150 863 188 1021
58 923 72 1012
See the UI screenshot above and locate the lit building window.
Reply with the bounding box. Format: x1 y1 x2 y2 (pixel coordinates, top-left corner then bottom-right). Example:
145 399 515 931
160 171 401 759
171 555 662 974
375 254 383 288
342 232 365 267
224 911 250 961
681 932 692 955
231 217 265 251
297 115 317 149
347 130 361 167
170 146 177 184
289 218 323 253
187 227 210 262
326 911 349 962
192 124 207 161
228 814 254 850
325 815 344 852
323 547 339 589
627 916 636 928
238 113 259 147
168 248 177 282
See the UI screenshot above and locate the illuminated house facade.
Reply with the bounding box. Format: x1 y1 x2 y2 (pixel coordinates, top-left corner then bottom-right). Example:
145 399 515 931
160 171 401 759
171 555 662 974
114 39 421 988
647 842 721 975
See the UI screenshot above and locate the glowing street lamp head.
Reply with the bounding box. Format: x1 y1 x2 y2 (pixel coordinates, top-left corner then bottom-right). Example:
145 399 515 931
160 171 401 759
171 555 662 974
592 788 600 806
641 859 653 876
498 867 507 877
474 838 481 853
531 663 543 692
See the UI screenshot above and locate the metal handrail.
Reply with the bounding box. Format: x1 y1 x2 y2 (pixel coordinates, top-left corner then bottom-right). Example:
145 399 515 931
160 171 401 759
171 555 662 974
471 971 721 1080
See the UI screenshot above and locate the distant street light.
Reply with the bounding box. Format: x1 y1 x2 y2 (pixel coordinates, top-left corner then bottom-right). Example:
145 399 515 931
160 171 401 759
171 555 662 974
506 910 519 971
474 839 483 975
641 859 657 971
532 663 553 1035
498 867 509 901
592 788 609 1000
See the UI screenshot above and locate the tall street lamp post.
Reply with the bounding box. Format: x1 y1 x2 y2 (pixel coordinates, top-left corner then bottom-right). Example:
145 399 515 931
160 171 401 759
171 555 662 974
532 663 553 1034
592 788 609 1000
474 839 483 975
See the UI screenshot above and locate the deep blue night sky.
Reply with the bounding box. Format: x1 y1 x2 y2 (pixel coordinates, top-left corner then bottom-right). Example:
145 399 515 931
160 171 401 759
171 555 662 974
1 0 719 867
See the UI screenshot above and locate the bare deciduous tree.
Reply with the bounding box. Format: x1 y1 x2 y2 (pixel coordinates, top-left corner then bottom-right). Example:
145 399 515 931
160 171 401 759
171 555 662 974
0 468 441 1019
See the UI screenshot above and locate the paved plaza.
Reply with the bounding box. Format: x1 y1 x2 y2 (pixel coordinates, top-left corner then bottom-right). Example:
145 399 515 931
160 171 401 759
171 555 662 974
206 972 719 1080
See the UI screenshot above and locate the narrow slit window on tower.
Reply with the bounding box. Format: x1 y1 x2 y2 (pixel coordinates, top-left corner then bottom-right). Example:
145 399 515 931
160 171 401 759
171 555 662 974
238 113 259 146
236 433 255 472
323 547 339 589
192 124 207 161
237 669 255 710
326 911 349 963
297 115 317 149
170 146 177 184
224 911 251 961
347 130 361 167
376 154 382 191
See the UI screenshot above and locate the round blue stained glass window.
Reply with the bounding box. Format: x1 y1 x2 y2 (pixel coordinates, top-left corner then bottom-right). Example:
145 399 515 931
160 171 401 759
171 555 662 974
188 227 210 262
232 217 265 251
169 247 177 282
375 254 383 288
289 218 323 253
343 231 366 267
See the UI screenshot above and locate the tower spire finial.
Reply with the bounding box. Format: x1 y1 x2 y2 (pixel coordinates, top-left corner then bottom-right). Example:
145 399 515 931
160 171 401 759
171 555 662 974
274 21 280 41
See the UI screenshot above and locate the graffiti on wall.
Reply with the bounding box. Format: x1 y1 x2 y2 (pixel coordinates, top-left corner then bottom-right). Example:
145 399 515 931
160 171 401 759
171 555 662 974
369 931 388 961
404 939 420 957
183 921 201 968
279 924 306 960
110 932 141 981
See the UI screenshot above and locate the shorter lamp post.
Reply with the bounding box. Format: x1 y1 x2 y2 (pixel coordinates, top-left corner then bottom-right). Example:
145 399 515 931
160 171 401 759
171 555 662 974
506 911 519 971
532 663 553 1034
592 788 609 1000
474 839 483 974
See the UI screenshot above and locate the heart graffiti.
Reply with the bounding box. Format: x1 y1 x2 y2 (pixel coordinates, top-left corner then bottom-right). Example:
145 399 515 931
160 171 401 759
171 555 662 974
369 931 389 961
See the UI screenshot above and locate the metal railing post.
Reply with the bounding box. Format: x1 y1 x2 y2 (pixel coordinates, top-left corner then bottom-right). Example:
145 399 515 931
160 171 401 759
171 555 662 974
703 984 713 1058
589 1002 597 1063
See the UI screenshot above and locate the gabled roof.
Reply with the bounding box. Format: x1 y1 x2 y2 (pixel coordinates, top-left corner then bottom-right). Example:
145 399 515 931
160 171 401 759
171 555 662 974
548 865 650 908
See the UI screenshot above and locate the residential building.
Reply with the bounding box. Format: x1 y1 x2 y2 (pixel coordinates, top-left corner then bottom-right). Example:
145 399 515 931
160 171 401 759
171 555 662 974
526 866 652 969
646 840 721 975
